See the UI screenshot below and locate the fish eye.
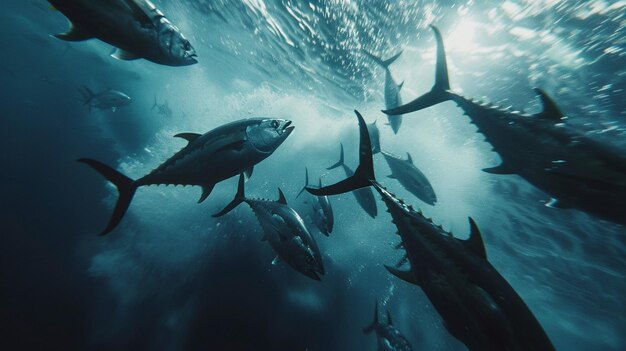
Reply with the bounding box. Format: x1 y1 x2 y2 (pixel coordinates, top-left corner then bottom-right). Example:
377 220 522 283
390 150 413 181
183 41 191 50
271 120 279 129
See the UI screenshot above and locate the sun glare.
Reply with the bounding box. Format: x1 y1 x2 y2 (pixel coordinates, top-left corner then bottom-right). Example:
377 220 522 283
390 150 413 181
447 19 479 52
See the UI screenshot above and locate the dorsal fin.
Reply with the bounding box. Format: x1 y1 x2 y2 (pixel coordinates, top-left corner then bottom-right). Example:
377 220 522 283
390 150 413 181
277 188 287 204
534 88 565 122
174 132 201 145
406 152 413 164
464 217 487 259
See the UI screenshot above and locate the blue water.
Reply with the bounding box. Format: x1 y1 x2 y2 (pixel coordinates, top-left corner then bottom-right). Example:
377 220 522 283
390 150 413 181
2 1 625 350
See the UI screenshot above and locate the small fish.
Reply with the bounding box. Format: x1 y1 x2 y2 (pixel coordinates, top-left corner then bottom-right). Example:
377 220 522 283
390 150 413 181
79 118 294 235
382 151 437 205
78 86 131 112
48 0 197 66
363 301 413 351
296 167 334 236
214 174 325 281
364 50 404 134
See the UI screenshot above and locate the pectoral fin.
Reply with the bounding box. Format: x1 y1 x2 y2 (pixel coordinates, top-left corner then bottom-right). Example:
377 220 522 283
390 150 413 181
216 140 245 153
53 24 94 41
111 49 141 61
482 164 514 175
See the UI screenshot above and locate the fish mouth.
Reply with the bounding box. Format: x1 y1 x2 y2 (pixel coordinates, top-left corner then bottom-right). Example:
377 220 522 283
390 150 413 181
282 121 295 135
182 52 198 64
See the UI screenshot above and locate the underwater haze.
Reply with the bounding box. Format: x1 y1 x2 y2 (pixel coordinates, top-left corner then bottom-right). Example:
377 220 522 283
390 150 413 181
2 0 626 350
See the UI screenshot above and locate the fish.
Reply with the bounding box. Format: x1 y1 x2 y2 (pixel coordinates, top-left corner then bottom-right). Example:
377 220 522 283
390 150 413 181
307 110 555 351
381 151 437 205
364 50 404 134
363 301 413 351
327 144 377 218
79 118 294 235
214 174 325 281
152 95 173 118
383 25 626 225
296 167 334 236
78 86 131 112
368 120 381 154
48 0 197 66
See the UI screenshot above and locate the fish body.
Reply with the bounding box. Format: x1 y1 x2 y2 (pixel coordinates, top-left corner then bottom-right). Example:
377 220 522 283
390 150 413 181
307 110 555 351
363 302 413 351
296 168 334 236
48 0 197 66
365 50 404 133
214 175 324 281
78 86 131 112
79 118 293 235
368 120 381 154
384 26 626 225
382 151 437 205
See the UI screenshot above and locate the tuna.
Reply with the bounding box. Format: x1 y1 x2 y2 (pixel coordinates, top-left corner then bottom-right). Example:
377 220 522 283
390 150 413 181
384 25 626 225
214 174 325 281
307 110 555 351
79 118 293 235
48 0 197 66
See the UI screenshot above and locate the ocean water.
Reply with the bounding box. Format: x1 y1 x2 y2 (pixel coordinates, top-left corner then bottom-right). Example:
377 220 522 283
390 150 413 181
1 0 625 350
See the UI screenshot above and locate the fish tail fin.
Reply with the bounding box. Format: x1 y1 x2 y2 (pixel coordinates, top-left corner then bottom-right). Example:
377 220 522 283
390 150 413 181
326 143 345 170
213 174 246 217
383 25 452 115
296 167 310 199
78 158 137 235
151 95 158 110
363 50 403 69
363 300 379 334
307 110 375 197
